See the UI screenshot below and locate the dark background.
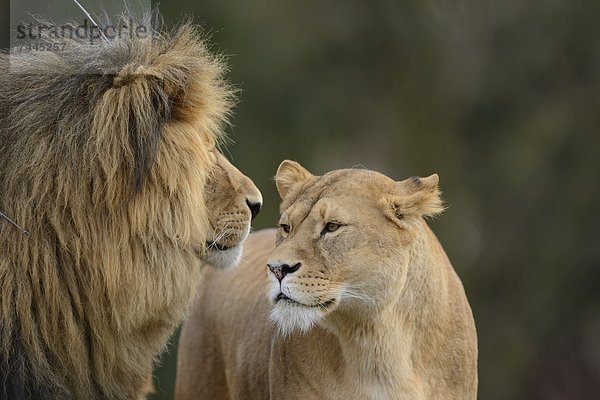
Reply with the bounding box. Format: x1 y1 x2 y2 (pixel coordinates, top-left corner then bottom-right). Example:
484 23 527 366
3 1 600 399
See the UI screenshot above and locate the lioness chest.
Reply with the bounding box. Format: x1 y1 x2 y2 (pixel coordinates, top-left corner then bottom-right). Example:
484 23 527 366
269 328 420 400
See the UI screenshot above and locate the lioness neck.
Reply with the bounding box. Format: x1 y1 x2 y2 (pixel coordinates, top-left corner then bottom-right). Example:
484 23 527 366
324 309 420 399
323 224 448 399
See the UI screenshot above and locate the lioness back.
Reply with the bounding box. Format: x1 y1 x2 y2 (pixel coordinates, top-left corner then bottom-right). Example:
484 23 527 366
176 229 276 400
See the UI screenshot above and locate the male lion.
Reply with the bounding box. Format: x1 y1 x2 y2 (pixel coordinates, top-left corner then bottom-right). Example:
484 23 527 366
176 161 478 400
0 14 261 400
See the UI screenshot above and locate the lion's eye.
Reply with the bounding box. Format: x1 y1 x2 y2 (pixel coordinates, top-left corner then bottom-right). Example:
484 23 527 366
279 224 291 234
322 222 341 234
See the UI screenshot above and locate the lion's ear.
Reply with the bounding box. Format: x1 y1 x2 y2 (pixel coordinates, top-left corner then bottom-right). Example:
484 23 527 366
108 23 234 193
275 160 314 200
110 73 192 193
129 80 173 193
390 174 444 219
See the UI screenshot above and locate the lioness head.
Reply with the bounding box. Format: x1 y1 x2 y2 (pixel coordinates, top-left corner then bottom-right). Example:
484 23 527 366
268 160 444 335
203 151 262 269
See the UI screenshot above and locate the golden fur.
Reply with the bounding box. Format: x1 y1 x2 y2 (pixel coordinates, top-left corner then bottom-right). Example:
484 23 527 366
0 13 260 399
176 161 477 400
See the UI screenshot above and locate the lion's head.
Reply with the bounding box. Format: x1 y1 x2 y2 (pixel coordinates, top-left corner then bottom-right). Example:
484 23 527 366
0 14 260 399
267 160 443 335
203 151 262 269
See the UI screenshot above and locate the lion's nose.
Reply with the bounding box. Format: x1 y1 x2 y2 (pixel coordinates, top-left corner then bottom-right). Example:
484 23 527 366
246 198 262 220
267 262 301 282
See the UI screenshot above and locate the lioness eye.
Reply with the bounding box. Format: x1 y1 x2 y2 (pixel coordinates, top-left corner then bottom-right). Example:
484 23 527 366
280 224 291 234
323 222 341 234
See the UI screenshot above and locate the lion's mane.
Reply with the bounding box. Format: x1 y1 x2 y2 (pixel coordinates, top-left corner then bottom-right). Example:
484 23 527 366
0 12 234 399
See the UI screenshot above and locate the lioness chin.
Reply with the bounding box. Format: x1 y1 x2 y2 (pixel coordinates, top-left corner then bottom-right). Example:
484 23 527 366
176 160 478 400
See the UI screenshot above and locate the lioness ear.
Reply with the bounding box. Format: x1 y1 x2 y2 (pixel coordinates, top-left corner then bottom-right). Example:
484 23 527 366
390 174 444 219
275 160 314 199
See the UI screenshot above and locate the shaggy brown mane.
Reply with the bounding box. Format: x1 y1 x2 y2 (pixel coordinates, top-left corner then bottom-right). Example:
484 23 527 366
1 11 234 399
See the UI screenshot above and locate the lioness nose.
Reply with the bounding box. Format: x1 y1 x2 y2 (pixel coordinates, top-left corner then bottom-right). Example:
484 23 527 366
267 262 301 282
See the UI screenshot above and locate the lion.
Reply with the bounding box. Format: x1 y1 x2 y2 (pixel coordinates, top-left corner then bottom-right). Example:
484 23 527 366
176 160 478 400
0 13 262 400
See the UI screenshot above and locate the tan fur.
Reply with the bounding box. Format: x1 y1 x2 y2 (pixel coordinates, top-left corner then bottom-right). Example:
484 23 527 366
0 13 260 400
176 161 477 400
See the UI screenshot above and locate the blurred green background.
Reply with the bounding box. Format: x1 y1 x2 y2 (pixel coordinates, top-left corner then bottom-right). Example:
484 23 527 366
3 0 600 399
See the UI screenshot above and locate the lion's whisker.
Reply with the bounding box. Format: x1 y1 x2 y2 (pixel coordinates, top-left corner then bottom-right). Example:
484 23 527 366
0 211 30 236
71 0 109 42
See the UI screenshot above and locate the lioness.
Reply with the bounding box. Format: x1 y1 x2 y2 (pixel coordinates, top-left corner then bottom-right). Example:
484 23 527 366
176 161 478 400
